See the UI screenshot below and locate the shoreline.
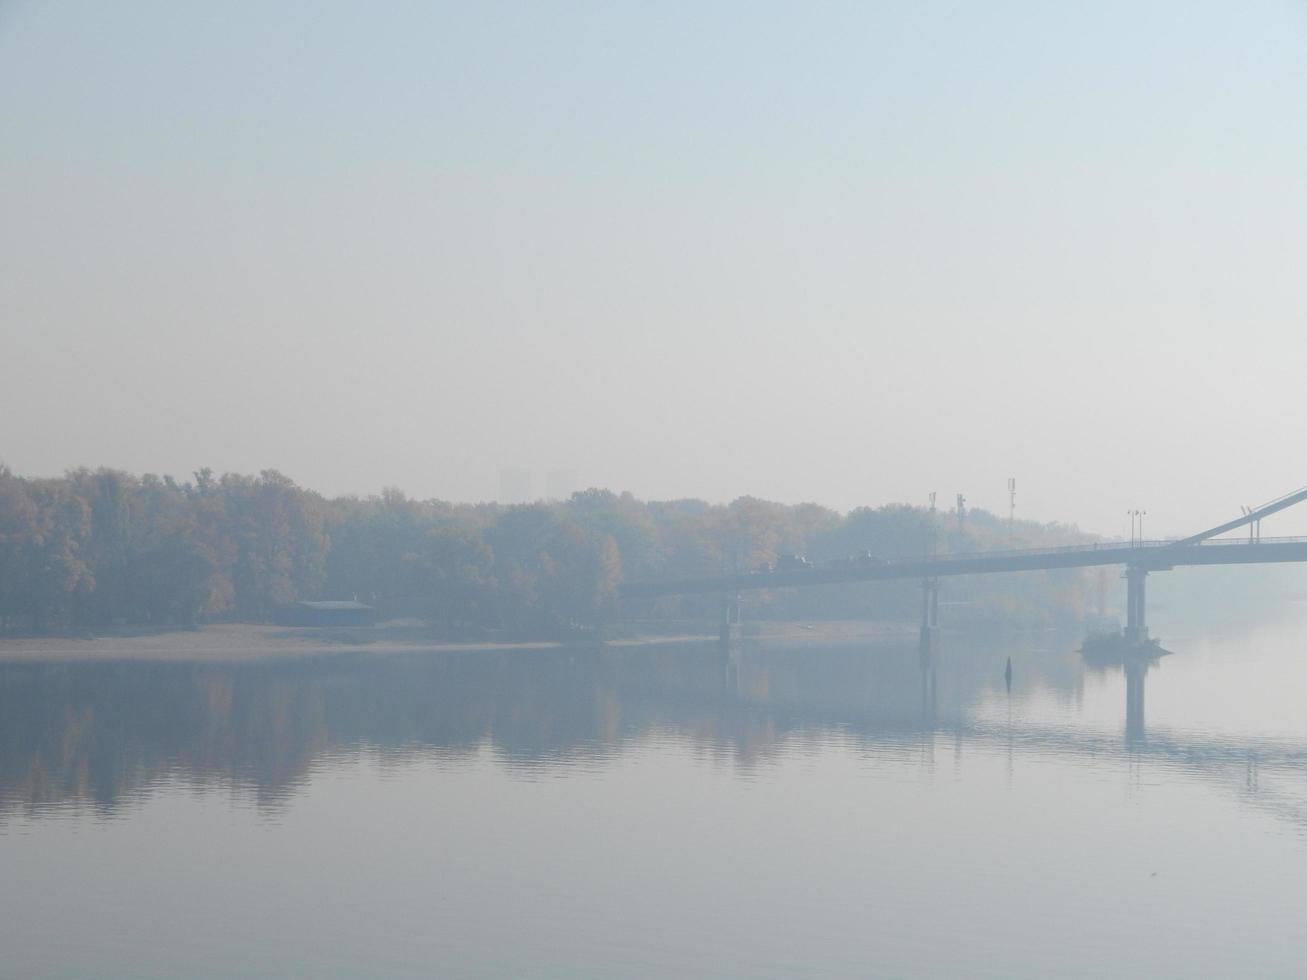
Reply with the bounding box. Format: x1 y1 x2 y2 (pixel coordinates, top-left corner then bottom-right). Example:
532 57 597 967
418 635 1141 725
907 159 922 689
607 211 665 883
0 619 917 664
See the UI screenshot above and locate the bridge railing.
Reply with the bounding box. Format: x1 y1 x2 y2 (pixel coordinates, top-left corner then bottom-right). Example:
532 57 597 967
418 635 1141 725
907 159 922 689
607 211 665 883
1190 535 1307 547
1250 485 1307 512
872 535 1307 568
621 536 1307 593
881 538 1149 565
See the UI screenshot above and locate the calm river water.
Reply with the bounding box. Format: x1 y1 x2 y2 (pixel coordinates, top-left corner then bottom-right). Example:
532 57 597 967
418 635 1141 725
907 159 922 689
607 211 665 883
4 616 1307 978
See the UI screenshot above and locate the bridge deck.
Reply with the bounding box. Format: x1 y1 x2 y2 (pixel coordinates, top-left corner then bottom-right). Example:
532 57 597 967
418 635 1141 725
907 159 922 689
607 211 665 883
620 537 1307 599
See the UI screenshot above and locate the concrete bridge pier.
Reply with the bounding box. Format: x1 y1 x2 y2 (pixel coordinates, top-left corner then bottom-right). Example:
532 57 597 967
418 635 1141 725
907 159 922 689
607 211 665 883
1124 566 1148 644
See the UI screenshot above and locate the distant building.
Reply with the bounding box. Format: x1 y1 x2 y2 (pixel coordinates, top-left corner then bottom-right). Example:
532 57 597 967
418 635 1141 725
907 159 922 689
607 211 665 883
274 600 377 627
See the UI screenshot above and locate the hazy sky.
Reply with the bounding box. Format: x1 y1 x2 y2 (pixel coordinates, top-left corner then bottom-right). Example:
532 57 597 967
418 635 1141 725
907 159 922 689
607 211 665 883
3 1 1306 537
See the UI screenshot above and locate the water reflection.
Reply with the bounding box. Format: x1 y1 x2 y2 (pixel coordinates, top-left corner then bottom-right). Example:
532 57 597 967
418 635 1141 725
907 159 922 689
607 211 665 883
1125 660 1148 745
2 633 1305 826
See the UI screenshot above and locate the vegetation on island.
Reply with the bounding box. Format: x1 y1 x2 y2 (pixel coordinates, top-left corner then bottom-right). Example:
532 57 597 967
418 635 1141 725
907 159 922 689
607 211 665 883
0 466 1101 636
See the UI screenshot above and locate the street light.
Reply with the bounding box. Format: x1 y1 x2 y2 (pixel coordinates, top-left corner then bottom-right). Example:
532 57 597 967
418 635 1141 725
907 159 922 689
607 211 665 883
1127 509 1147 546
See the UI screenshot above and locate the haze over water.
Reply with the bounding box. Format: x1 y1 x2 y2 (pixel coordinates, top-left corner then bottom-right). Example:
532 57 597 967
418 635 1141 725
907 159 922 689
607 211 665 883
5 612 1307 978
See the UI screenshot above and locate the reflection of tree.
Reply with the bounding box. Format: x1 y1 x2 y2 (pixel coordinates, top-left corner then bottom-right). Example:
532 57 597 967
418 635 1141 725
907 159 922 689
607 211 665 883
3 641 1305 832
0 643 997 814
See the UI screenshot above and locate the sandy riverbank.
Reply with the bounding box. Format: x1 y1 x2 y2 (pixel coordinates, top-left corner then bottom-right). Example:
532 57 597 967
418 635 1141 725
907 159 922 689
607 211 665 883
0 619 915 663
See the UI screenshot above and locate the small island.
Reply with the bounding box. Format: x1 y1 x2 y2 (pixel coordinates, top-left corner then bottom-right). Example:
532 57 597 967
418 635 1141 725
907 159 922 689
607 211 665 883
1080 628 1170 665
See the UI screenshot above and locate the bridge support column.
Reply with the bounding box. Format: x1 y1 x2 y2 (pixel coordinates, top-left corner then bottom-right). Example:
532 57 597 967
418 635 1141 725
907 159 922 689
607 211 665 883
1125 566 1148 645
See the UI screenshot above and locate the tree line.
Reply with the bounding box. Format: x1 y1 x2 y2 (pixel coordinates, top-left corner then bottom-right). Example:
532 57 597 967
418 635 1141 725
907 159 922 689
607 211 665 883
0 466 1100 635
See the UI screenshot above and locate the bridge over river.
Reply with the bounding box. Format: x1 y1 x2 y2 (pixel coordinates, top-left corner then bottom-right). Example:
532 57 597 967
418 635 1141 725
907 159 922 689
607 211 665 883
620 486 1307 646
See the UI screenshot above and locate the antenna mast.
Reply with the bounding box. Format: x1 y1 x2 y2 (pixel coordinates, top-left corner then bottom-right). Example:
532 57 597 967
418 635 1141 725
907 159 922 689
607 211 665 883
928 491 938 558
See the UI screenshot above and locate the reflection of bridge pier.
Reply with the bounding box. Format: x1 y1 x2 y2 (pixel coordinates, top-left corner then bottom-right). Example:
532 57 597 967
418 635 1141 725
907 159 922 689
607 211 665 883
722 637 743 697
719 591 743 647
919 578 940 652
918 642 937 729
1124 660 1147 744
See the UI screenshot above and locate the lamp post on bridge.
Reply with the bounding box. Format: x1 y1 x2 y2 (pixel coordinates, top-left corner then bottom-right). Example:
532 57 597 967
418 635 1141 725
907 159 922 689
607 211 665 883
1128 509 1147 546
